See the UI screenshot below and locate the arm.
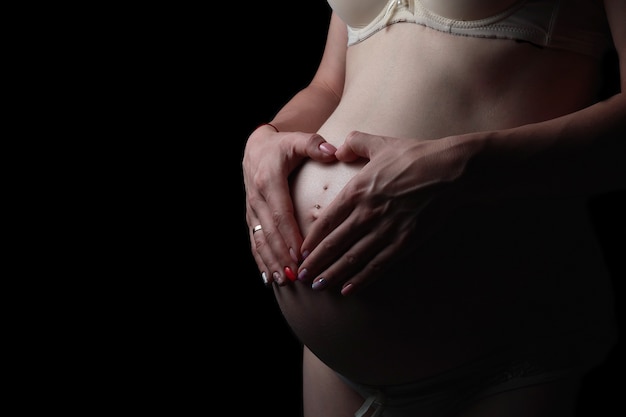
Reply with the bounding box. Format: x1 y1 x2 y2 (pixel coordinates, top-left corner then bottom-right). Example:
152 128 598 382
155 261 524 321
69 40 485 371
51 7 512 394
450 0 626 198
243 12 348 285
298 0 626 295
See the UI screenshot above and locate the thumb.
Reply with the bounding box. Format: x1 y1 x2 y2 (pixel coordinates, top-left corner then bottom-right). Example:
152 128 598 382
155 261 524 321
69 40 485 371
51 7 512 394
292 132 338 162
335 130 383 162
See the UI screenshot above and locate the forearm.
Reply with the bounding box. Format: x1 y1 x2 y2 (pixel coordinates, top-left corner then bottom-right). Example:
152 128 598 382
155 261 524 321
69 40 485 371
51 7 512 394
460 92 626 200
266 82 340 133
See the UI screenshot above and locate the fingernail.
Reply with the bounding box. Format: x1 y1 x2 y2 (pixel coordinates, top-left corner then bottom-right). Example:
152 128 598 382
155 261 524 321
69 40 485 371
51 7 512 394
261 272 269 285
301 250 310 260
312 278 327 290
319 143 337 154
273 271 283 285
289 247 299 263
297 268 308 281
341 282 354 296
284 266 296 282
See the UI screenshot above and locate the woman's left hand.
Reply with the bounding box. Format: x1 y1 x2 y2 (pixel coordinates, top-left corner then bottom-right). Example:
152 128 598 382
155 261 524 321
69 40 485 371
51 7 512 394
297 130 473 295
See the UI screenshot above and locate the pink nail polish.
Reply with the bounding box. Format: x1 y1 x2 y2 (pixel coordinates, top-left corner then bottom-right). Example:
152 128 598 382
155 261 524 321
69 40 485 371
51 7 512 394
319 143 337 154
341 282 354 296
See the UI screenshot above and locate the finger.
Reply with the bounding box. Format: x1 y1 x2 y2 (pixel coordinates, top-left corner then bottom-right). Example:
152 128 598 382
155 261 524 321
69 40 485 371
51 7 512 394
246 205 272 283
335 131 386 162
339 229 415 296
247 196 296 286
249 225 271 286
338 195 446 295
250 223 292 286
298 198 356 274
307 215 412 293
251 178 301 283
309 229 387 292
298 201 377 285
289 132 338 163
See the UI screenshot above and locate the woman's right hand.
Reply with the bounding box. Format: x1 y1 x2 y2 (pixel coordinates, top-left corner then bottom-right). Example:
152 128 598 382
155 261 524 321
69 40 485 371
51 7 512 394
243 124 337 286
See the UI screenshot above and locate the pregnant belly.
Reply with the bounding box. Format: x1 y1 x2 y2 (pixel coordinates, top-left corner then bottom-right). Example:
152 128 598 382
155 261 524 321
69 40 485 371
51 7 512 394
275 157 602 385
276 159 524 383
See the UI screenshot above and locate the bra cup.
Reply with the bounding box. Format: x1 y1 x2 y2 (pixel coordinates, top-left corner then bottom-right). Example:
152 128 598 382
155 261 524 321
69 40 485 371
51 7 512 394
330 0 612 58
327 0 389 28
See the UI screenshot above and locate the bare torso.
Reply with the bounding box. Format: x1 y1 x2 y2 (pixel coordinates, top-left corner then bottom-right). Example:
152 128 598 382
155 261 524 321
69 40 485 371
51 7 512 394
274 18 614 385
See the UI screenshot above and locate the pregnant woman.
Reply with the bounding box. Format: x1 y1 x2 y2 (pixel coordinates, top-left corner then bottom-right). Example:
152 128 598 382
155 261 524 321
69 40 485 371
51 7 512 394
243 1 625 416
